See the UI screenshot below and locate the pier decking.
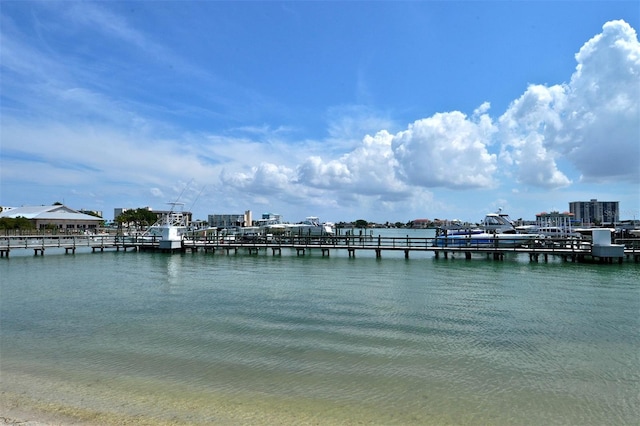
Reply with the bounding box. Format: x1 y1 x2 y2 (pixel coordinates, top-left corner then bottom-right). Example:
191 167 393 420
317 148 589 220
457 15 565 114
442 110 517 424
1 234 639 263
0 235 137 257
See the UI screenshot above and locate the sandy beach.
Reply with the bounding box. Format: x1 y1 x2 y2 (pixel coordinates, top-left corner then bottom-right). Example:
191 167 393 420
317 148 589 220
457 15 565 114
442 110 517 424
1 393 90 426
1 408 78 426
1 372 412 426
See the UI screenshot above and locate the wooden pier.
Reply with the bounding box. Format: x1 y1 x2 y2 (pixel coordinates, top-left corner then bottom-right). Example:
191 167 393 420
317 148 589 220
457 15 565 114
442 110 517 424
179 235 639 263
1 234 639 263
0 235 138 258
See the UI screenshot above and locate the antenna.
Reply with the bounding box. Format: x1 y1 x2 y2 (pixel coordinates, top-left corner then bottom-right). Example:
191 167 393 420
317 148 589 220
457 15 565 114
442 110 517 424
175 179 194 204
167 179 194 213
189 186 206 213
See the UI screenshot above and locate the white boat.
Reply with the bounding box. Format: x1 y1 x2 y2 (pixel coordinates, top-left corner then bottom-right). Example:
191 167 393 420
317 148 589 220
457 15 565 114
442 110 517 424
288 217 335 236
233 226 270 242
141 202 189 249
436 211 542 247
435 231 542 247
482 211 520 233
255 217 289 236
532 226 582 238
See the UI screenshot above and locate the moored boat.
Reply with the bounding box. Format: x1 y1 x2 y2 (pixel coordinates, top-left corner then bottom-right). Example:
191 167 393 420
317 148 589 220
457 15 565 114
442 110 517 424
288 217 335 236
435 211 543 247
435 231 541 247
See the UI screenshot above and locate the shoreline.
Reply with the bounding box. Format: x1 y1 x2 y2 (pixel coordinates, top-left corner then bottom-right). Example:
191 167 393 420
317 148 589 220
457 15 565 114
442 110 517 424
1 398 87 426
1 374 430 426
0 375 466 426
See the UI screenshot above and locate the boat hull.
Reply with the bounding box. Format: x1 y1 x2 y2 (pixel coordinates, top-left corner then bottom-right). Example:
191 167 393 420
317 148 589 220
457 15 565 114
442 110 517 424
435 233 541 248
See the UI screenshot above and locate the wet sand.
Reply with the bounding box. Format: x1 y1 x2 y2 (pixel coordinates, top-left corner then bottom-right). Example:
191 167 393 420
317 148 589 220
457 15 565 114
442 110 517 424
2 369 452 426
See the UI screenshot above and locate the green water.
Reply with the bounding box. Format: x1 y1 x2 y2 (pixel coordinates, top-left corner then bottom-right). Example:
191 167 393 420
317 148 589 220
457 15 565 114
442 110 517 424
1 239 638 425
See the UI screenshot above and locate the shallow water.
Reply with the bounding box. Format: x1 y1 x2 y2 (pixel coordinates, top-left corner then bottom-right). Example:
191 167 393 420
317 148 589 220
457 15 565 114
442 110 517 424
1 235 639 425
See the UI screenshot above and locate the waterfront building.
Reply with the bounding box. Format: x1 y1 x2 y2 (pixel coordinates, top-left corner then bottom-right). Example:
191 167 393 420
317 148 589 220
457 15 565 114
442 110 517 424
115 207 193 226
411 219 431 229
569 199 619 225
113 207 132 219
152 209 192 226
0 204 103 231
208 210 252 228
535 211 577 237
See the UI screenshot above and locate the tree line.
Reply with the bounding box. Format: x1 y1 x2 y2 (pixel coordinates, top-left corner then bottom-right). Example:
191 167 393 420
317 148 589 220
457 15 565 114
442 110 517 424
0 216 35 230
115 208 159 229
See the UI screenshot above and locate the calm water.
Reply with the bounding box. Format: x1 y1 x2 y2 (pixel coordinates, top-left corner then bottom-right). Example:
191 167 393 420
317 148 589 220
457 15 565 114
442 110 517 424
1 230 639 425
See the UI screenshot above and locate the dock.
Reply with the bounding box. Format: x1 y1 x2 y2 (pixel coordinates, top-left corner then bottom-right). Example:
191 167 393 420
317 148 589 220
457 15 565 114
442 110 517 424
178 234 639 263
0 235 138 257
2 234 638 263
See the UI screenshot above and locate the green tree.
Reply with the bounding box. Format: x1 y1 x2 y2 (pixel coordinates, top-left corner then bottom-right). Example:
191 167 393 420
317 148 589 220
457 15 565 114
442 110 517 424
354 219 368 228
116 208 158 230
0 216 35 231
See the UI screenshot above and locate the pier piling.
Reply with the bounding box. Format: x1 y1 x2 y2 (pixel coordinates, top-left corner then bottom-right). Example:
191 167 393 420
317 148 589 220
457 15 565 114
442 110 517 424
1 234 638 263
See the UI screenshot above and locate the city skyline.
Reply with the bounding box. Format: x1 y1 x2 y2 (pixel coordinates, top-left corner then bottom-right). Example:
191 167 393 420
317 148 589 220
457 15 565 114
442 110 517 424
0 198 628 225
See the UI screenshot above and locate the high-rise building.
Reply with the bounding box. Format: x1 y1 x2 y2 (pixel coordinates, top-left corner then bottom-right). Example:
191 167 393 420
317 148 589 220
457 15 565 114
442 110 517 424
569 199 619 225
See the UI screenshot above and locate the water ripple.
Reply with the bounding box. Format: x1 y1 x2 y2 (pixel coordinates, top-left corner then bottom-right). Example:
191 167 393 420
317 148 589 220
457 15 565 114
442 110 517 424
1 251 638 424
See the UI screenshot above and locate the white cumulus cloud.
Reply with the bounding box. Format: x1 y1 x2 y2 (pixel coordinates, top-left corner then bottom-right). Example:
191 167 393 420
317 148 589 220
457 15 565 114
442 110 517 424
560 19 640 182
297 130 408 198
392 107 498 189
499 19 640 188
221 163 295 193
499 84 572 188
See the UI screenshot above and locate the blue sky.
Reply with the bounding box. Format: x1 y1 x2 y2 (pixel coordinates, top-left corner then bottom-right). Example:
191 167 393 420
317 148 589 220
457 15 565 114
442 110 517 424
1 1 639 223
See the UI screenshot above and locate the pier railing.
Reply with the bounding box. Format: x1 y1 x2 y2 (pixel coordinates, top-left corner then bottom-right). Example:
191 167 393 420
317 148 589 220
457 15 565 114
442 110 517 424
182 234 638 259
2 234 639 261
0 235 117 249
183 234 593 254
3 234 638 251
0 234 140 255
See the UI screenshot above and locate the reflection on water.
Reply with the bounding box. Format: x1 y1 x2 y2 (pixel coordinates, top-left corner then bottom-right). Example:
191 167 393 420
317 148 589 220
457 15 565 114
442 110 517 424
164 254 181 291
1 245 639 425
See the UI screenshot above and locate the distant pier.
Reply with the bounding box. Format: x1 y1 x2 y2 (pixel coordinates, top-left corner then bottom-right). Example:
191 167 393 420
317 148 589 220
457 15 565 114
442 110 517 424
2 234 639 263
0 235 138 258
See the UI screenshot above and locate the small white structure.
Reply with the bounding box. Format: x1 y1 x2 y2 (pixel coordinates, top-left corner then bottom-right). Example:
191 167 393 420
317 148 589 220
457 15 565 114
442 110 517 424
591 228 624 259
152 202 187 251
159 223 183 250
